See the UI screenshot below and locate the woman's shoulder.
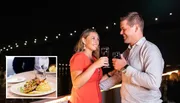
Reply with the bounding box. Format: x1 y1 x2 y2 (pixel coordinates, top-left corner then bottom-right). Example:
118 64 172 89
70 52 86 62
72 52 85 58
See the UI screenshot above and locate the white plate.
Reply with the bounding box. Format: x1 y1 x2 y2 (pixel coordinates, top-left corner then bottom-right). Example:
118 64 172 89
10 81 56 97
46 72 56 75
7 77 26 83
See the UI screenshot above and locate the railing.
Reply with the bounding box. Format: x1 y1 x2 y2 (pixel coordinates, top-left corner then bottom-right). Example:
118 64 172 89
36 70 179 103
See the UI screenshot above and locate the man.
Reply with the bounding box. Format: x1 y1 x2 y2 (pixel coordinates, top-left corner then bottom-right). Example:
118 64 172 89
13 57 35 73
111 12 164 103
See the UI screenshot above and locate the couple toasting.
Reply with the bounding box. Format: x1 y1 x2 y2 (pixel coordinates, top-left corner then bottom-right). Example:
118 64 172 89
69 12 164 103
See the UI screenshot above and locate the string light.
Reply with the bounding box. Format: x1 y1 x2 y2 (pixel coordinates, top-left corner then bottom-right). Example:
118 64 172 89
0 12 174 53
34 39 37 43
24 41 27 45
155 17 158 21
106 26 108 29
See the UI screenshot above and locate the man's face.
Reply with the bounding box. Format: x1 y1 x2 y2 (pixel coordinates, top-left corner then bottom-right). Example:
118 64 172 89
120 20 136 44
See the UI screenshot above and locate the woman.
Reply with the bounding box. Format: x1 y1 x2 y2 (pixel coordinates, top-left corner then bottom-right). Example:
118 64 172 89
69 29 115 103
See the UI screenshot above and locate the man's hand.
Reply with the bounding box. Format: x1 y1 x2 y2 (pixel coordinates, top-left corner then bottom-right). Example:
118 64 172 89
112 54 127 71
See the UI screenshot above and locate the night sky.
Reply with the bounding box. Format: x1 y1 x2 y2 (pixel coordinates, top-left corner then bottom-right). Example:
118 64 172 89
0 0 180 66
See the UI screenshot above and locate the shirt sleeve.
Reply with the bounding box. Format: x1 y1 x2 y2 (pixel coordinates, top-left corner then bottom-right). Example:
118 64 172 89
100 71 122 91
34 57 49 71
125 47 164 90
44 57 49 69
70 53 85 71
34 57 41 70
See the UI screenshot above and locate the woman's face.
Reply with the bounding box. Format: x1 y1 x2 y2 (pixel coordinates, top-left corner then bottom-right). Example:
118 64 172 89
83 32 99 51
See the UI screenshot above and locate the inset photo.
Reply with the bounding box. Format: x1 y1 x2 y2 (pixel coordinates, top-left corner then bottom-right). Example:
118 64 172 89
6 56 58 99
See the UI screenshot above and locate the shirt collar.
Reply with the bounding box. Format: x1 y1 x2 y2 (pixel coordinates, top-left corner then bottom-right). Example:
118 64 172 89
128 37 146 50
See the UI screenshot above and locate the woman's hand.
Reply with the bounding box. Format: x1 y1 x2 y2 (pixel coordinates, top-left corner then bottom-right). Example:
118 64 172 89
93 57 109 68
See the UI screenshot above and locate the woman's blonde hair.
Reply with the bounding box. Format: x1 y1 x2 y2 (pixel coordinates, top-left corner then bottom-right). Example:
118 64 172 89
74 29 100 59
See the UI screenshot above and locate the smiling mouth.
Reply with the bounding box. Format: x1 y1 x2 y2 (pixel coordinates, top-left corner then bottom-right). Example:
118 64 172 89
123 36 127 40
93 45 98 48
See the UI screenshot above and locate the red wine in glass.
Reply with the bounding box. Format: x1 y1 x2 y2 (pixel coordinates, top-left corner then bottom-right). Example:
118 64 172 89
112 51 121 59
101 47 110 68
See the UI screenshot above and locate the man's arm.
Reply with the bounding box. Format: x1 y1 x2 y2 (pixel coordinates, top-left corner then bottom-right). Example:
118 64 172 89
100 70 122 91
12 58 24 73
44 57 49 69
34 57 43 72
125 48 164 90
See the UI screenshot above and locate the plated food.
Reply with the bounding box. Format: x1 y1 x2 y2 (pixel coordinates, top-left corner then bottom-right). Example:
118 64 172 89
20 77 51 94
48 65 56 73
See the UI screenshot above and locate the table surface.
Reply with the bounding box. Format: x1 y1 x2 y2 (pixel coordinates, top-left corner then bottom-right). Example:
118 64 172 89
6 70 57 99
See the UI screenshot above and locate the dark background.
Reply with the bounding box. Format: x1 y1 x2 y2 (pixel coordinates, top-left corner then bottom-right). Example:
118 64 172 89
0 0 180 102
1 0 180 67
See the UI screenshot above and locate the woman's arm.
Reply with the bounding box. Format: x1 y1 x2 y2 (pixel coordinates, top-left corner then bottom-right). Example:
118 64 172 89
71 63 97 89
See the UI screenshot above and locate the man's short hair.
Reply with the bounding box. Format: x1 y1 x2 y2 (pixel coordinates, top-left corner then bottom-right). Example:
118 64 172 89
120 12 144 32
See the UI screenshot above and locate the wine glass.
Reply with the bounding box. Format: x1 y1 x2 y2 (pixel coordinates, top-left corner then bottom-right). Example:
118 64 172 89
100 46 110 68
112 51 121 59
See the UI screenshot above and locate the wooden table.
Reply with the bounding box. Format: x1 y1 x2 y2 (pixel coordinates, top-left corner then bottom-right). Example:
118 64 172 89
6 70 57 99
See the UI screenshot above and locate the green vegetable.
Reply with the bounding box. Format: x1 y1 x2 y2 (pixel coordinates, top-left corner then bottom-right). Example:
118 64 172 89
20 87 24 93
